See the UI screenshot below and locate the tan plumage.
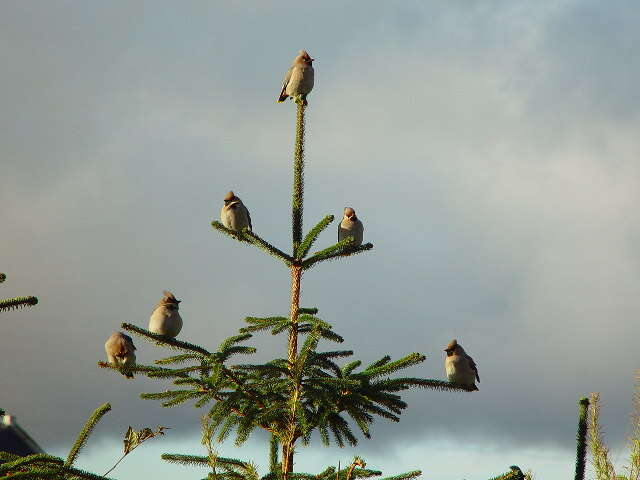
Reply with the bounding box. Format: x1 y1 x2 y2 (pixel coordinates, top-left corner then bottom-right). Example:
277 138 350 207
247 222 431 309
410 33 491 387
220 191 252 232
338 207 364 246
277 50 315 106
149 290 183 338
444 339 479 391
104 332 136 379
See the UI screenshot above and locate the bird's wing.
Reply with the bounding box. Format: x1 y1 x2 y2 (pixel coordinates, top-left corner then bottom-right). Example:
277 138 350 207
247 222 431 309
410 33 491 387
278 66 293 102
122 333 136 350
467 355 480 382
283 66 293 88
246 207 252 230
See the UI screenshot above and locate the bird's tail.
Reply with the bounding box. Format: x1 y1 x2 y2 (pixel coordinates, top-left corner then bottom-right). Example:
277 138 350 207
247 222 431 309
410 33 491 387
277 86 288 103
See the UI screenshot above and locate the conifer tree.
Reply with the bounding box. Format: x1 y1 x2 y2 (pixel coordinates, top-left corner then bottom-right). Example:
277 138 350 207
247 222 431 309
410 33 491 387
99 86 472 479
0 53 604 480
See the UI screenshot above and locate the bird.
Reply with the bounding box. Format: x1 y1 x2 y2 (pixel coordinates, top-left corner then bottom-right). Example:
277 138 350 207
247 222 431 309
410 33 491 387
149 291 183 338
220 191 252 232
277 50 315 106
444 339 480 391
104 332 136 379
338 207 364 246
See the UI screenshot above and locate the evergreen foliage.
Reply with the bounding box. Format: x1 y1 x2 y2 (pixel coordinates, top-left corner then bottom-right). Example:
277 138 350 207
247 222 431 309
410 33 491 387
65 403 112 467
587 373 640 480
487 466 525 480
98 95 477 479
0 401 166 479
0 273 38 312
574 397 590 480
2 52 622 480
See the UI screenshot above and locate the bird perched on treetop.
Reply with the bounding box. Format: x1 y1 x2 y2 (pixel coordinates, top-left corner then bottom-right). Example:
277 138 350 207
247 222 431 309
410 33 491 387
149 291 183 338
277 50 315 106
104 332 136 379
338 207 364 247
220 191 252 232
444 339 480 391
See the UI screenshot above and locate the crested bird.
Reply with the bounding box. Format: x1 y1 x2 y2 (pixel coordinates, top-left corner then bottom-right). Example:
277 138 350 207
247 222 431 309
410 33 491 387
104 332 136 379
278 50 315 106
338 207 364 247
220 191 252 232
444 339 480 391
149 291 183 338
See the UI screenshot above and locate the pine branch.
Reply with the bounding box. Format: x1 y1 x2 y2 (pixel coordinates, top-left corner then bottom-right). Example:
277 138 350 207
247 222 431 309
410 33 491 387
0 468 65 479
292 102 305 253
98 360 191 379
487 466 524 480
241 229 294 266
65 403 111 467
363 353 426 378
156 353 205 365
379 472 421 480
379 377 474 393
0 452 20 462
298 307 318 315
0 296 38 312
588 392 617 480
212 221 250 243
575 397 590 480
162 453 211 466
302 242 373 270
0 454 63 475
241 316 289 334
121 322 211 355
296 215 334 260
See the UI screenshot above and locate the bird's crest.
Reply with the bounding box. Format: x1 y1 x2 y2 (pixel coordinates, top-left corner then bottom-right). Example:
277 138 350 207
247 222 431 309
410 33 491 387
224 191 235 202
297 50 314 63
444 339 458 352
162 291 181 304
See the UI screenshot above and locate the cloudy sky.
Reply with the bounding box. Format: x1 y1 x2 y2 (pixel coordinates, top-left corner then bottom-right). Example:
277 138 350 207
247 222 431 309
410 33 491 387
2 1 639 478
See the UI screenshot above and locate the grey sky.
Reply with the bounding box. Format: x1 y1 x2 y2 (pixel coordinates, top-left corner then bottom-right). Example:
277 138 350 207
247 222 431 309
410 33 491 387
2 1 639 478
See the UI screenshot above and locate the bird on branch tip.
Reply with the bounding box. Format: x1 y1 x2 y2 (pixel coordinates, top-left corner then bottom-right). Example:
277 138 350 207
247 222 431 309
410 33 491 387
277 50 314 106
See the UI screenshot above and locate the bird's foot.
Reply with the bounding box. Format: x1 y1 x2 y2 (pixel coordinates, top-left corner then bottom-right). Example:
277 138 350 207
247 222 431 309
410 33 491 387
294 95 308 106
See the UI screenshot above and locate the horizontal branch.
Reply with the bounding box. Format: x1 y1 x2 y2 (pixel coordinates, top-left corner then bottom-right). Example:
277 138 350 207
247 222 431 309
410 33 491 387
211 221 248 242
413 379 479 392
302 243 373 270
298 307 319 314
0 454 63 474
212 222 294 265
380 471 422 480
242 229 294 265
161 453 210 466
0 296 38 312
121 323 210 355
